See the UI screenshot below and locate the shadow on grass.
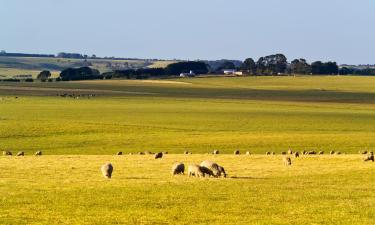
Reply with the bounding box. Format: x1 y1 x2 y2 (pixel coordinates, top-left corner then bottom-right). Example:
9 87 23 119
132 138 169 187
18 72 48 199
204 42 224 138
229 176 269 180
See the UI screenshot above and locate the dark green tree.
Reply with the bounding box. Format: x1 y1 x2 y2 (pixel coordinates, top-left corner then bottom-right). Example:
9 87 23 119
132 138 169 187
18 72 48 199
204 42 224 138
241 58 256 74
37 70 51 81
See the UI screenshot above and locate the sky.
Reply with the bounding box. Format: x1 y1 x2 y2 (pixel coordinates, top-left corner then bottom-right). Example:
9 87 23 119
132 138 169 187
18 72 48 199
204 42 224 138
0 0 374 64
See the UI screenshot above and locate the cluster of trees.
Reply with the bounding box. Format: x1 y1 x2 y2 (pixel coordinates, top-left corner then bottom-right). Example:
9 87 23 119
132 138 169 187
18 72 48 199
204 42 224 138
0 50 54 58
101 61 208 80
240 54 339 75
59 67 102 81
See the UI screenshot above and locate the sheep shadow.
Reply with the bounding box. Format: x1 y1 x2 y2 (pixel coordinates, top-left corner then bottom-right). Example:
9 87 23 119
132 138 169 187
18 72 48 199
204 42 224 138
229 176 269 180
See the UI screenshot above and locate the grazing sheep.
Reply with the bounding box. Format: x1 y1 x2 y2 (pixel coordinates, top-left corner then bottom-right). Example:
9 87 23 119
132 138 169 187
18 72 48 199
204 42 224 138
288 149 293 155
266 152 271 155
330 151 335 155
294 152 300 158
302 151 306 155
116 151 123 155
172 163 185 175
34 151 42 156
360 151 368 155
188 165 204 177
16 151 25 156
217 165 227 178
363 152 374 162
271 152 276 155
234 150 240 155
281 152 287 155
213 150 219 155
336 152 342 155
200 161 224 178
200 166 216 177
308 151 317 155
154 152 163 159
184 151 190 155
3 151 12 156
283 156 292 166
101 163 113 179
246 151 251 155
319 151 324 155
138 152 145 155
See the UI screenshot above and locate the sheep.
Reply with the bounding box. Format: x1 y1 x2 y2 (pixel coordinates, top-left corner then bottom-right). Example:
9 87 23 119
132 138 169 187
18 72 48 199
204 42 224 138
336 152 342 155
172 163 185 175
288 149 293 155
200 166 216 177
246 151 251 155
294 152 300 158
283 156 292 166
318 151 324 155
184 151 190 155
266 152 271 155
16 151 25 156
308 151 317 155
359 151 368 155
363 152 374 162
101 163 113 179
200 161 225 178
302 151 306 155
217 165 227 178
330 151 335 155
138 152 145 155
234 150 240 155
154 152 163 159
116 151 123 155
271 152 276 155
3 151 12 156
213 150 219 155
281 152 287 155
34 151 42 156
188 165 204 177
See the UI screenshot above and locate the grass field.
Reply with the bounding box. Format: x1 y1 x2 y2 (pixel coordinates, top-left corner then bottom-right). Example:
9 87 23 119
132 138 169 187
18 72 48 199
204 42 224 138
1 76 375 224
0 56 174 79
1 76 375 154
1 154 374 224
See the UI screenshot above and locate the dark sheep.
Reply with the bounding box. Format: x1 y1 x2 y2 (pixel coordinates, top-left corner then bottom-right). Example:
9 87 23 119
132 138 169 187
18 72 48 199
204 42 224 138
330 151 335 155
281 152 287 155
288 149 293 155
234 150 240 155
294 152 300 158
116 151 123 155
213 150 219 155
200 161 225 178
172 163 185 175
154 152 163 159
35 151 42 156
266 152 271 155
17 151 25 156
318 151 324 155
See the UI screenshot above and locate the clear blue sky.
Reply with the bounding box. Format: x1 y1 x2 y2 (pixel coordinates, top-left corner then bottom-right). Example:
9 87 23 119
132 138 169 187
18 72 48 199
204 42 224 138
1 0 374 64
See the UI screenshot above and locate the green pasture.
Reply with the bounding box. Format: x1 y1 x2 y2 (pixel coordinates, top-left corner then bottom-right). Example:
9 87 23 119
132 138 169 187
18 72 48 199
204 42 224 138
1 76 375 154
0 154 374 224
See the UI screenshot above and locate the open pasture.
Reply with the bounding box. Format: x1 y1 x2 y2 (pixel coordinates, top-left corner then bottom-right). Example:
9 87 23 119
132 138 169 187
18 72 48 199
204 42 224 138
1 76 375 154
0 154 374 224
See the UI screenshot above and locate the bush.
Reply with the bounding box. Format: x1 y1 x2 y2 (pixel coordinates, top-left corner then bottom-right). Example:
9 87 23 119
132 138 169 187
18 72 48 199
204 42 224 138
25 78 34 82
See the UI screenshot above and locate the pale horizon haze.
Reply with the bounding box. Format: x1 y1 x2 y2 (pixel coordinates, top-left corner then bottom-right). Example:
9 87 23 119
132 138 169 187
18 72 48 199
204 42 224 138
0 0 374 64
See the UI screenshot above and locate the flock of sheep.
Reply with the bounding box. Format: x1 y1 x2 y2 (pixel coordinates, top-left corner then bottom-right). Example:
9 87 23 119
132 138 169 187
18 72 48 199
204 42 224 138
3 149 374 180
99 149 374 179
